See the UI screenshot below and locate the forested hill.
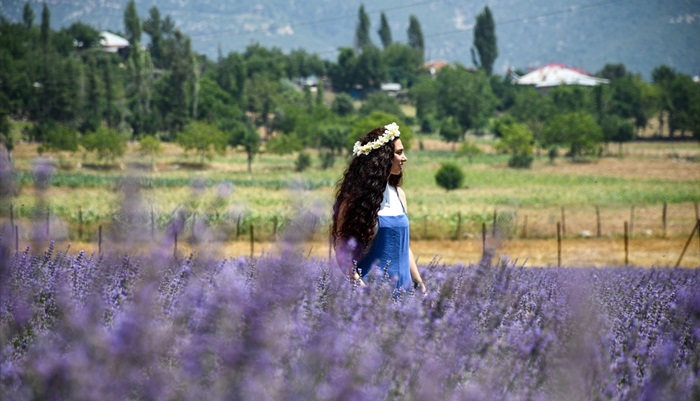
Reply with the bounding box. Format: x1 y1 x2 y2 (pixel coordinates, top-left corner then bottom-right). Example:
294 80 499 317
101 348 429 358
1 0 698 79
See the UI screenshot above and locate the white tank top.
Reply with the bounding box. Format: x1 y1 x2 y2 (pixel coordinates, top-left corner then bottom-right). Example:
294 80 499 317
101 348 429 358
377 184 404 216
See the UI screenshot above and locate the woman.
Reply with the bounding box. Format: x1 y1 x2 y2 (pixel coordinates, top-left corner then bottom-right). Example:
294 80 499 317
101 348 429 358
332 122 427 293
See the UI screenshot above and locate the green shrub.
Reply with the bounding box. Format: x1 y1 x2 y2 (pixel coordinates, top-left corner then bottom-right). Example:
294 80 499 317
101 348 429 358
508 152 534 168
320 151 335 170
295 152 312 172
435 163 464 191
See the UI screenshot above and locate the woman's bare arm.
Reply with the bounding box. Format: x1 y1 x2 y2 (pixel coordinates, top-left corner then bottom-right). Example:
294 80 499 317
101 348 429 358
398 187 427 293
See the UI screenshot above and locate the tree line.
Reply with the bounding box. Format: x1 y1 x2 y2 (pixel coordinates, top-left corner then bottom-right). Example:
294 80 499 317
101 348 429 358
0 2 698 171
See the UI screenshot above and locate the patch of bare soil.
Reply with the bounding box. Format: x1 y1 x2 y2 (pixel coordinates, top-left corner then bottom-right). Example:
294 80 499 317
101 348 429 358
537 156 699 182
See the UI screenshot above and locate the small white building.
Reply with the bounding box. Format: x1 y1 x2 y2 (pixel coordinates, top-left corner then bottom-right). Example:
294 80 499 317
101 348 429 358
99 31 129 53
514 63 609 89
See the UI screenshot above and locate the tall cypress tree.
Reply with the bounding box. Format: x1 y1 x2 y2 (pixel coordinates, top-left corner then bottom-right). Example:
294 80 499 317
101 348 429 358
40 3 50 47
407 15 424 60
473 6 498 76
23 2 34 30
124 0 141 43
354 5 372 52
378 12 392 49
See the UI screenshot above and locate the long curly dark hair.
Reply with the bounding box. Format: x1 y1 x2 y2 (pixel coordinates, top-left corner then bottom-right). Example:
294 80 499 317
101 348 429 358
332 126 403 261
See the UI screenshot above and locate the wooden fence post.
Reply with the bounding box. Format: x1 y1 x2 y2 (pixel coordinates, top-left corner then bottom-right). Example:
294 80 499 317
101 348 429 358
560 207 566 238
674 219 700 268
557 222 561 267
250 224 255 258
236 215 241 239
662 202 667 239
10 203 14 227
45 207 50 238
14 224 18 253
624 221 629 266
98 225 102 254
78 206 83 240
629 206 635 237
191 213 196 242
596 206 601 238
492 210 497 238
455 212 462 240
482 222 486 256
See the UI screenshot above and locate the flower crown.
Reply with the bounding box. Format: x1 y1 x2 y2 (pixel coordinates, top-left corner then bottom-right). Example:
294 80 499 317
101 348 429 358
352 122 400 156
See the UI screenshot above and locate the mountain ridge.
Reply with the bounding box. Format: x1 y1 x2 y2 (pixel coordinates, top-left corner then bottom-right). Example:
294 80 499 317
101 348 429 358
1 0 698 79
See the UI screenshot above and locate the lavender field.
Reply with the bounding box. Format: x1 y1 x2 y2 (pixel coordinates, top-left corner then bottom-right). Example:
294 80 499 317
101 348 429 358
1 233 698 400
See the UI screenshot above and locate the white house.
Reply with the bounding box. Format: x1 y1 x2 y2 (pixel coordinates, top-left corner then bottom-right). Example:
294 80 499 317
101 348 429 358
99 31 129 54
513 63 609 88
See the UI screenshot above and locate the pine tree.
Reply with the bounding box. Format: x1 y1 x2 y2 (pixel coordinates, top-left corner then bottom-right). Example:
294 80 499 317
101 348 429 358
473 6 498 75
378 12 392 49
354 5 372 51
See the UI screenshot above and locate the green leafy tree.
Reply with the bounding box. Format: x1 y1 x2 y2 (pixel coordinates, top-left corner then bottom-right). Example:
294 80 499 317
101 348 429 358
354 45 385 90
600 115 635 155
354 5 372 52
495 122 534 168
383 43 423 86
472 6 498 75
407 15 424 60
409 76 438 121
435 163 464 191
38 123 79 155
138 135 162 167
378 12 392 49
318 123 349 154
81 127 127 164
329 47 357 92
651 65 676 137
439 117 463 150
331 93 355 116
543 112 603 159
359 92 404 119
668 74 700 138
266 133 303 155
230 121 261 173
177 121 227 164
216 52 247 103
435 65 497 134
457 141 483 162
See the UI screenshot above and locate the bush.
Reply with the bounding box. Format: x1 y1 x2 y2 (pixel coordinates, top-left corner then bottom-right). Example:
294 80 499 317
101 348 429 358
435 163 464 191
508 152 534 169
458 141 483 162
320 151 335 170
295 152 312 172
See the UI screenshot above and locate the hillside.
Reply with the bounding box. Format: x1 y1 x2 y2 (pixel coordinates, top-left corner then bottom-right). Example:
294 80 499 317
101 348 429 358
1 0 698 79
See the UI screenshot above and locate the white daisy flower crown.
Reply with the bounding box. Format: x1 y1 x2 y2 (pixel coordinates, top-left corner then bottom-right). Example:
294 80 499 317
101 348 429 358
352 122 400 156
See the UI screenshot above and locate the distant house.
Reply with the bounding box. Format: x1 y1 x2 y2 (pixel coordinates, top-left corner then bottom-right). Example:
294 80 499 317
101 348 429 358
513 63 609 90
424 60 449 76
99 31 129 54
380 82 401 95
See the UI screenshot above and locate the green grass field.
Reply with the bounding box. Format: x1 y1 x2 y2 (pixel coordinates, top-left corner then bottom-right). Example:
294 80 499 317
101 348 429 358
3 137 699 251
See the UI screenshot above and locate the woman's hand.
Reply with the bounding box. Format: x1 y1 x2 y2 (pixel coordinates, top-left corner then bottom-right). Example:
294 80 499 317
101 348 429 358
414 281 427 296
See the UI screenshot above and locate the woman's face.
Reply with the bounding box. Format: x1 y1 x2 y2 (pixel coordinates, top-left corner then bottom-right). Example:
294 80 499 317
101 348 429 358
390 139 407 175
